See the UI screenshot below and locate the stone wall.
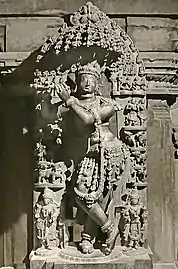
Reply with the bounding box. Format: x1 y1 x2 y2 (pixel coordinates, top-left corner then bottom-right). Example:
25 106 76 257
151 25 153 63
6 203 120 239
0 0 178 14
1 15 178 52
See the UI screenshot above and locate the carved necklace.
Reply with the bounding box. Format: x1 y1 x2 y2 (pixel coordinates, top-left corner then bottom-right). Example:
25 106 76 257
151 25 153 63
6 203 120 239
77 97 102 125
77 96 100 111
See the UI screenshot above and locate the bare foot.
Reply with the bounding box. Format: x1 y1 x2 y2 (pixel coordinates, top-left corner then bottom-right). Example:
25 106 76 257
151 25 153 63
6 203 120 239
79 240 94 254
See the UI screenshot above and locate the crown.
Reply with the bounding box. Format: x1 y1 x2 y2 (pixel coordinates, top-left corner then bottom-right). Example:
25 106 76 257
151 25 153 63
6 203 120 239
77 61 101 79
130 187 139 199
42 187 55 201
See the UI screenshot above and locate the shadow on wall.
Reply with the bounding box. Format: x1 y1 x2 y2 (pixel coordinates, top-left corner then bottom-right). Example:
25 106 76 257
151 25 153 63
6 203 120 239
0 47 42 268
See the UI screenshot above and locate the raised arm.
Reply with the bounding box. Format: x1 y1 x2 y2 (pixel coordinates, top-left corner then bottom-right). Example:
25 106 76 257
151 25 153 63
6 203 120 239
66 97 94 125
55 84 116 125
55 84 94 125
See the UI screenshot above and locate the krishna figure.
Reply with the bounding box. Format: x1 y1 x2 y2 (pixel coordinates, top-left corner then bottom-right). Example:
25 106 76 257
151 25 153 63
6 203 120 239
55 61 126 255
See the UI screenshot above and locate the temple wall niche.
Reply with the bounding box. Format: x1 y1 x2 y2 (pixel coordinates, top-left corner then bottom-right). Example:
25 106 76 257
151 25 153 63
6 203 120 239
0 1 178 269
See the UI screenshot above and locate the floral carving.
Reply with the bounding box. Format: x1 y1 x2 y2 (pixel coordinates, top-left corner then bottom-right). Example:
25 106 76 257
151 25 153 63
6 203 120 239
33 2 146 97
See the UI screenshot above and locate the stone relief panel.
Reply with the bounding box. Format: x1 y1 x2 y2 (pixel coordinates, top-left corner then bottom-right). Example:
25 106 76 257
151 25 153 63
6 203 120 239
30 2 148 261
124 97 147 128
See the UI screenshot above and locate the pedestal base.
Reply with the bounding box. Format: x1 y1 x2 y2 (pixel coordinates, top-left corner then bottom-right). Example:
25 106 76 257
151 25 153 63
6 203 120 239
30 245 153 269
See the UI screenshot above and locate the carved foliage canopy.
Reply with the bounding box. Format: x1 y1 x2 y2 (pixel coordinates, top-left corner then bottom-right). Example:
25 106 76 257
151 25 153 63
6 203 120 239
33 2 146 96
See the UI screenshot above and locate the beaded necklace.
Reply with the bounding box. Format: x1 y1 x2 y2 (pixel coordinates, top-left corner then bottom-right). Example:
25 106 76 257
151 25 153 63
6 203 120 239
77 96 102 125
77 96 100 111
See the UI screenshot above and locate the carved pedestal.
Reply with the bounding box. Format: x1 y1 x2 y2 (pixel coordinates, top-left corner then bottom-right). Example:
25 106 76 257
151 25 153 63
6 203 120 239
30 246 152 269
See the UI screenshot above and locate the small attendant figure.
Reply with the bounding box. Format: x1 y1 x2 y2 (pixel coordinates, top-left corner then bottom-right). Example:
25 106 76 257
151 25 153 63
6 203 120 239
121 187 147 250
125 99 140 126
34 187 59 252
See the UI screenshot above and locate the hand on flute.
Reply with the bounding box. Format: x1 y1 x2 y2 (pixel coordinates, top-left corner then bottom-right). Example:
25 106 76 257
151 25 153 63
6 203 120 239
54 83 70 102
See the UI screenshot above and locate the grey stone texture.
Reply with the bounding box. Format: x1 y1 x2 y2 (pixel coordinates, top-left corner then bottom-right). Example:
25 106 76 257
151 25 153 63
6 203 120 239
153 263 178 269
0 17 126 52
29 249 152 269
0 17 63 52
0 0 178 14
1 16 178 52
147 100 175 262
170 101 178 260
127 17 178 51
0 25 5 51
53 263 152 269
0 0 178 269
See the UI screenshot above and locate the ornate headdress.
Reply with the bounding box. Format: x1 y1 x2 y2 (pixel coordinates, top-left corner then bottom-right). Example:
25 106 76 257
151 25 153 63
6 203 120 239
42 187 55 201
77 61 101 80
130 187 140 199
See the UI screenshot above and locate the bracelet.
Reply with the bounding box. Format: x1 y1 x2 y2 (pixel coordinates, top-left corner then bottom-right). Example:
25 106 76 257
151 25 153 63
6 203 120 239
65 96 76 107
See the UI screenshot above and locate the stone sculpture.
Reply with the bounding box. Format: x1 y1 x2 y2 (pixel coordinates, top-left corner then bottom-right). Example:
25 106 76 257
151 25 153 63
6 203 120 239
34 187 60 255
121 187 148 249
54 61 126 255
124 98 146 127
30 1 148 261
34 187 69 256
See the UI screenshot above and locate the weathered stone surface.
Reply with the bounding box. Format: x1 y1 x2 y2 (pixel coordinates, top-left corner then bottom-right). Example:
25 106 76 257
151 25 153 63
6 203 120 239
0 18 122 54
54 264 151 269
30 2 148 261
30 259 45 269
127 18 178 51
112 18 126 31
134 259 153 269
153 263 177 269
0 267 14 269
53 258 152 269
3 15 178 53
147 100 175 262
0 0 178 14
0 17 63 52
170 101 178 260
0 26 5 52
13 264 26 269
29 244 153 269
54 264 132 269
45 262 54 269
0 1 177 268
